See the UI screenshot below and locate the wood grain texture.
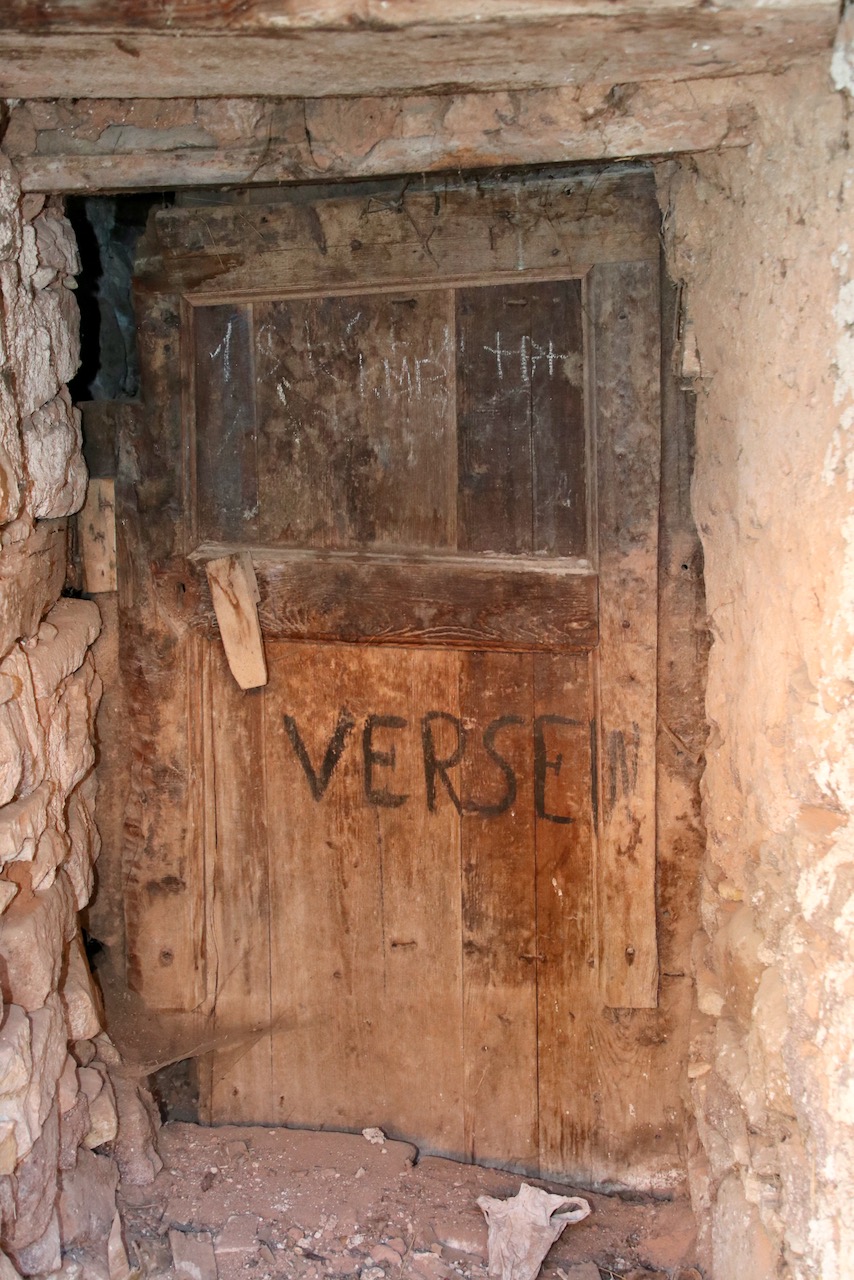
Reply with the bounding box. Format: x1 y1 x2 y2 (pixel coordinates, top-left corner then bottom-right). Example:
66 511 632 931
457 279 586 556
205 641 273 1123
79 477 117 593
264 643 465 1149
589 260 661 1009
253 291 455 550
0 1 838 34
3 82 759 196
0 9 836 99
205 552 267 690
194 302 258 544
533 652 598 1180
117 306 207 1011
189 548 599 652
460 650 538 1171
138 171 660 301
119 172 694 1182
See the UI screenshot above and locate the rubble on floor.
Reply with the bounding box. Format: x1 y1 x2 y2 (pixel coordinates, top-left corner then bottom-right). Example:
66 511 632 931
119 1123 701 1280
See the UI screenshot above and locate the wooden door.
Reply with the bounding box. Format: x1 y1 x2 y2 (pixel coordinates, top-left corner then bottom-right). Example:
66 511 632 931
120 171 675 1183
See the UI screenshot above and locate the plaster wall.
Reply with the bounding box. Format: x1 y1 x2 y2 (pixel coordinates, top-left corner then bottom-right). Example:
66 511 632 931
658 58 854 1280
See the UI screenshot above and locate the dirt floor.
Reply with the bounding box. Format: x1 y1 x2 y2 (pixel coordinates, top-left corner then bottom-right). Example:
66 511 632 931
119 1123 701 1280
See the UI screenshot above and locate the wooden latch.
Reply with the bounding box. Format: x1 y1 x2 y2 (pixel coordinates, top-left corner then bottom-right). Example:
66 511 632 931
205 551 268 690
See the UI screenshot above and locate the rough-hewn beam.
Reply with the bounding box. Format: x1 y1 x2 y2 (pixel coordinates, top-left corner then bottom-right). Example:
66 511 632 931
0 6 838 100
3 82 757 194
0 0 840 35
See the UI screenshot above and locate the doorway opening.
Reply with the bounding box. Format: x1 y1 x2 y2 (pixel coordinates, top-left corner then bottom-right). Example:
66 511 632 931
70 163 707 1277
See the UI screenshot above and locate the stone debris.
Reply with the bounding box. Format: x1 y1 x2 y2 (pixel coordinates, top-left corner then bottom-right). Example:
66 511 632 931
118 1123 699 1280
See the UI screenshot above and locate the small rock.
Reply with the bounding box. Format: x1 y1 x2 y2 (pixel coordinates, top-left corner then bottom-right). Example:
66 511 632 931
323 1253 361 1275
215 1213 261 1256
169 1229 218 1280
556 1265 601 1280
362 1127 386 1145
371 1244 404 1266
362 1269 386 1280
409 1252 452 1280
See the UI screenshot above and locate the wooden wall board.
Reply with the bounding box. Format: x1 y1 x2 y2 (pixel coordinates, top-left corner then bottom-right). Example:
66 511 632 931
533 651 597 1180
460 650 538 1170
118 299 208 1011
252 292 456 551
139 171 659 301
1 0 839 36
187 548 599 653
79 477 117 594
456 279 587 557
193 302 259 545
262 643 466 1150
205 642 273 1122
589 260 661 1010
0 8 837 99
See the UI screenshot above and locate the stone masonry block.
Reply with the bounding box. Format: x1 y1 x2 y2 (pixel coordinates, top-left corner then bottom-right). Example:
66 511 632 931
0 783 49 867
0 649 44 795
0 522 67 664
29 827 69 893
60 933 103 1042
0 160 22 265
25 599 100 701
33 211 79 283
5 1100 59 1264
26 996 67 1143
0 378 24 528
0 704 25 808
0 872 75 1010
40 660 99 799
64 774 99 910
19 390 86 520
0 1006 33 1158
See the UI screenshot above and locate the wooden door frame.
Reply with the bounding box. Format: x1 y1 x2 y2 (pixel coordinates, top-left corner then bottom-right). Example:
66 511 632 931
115 165 706 1186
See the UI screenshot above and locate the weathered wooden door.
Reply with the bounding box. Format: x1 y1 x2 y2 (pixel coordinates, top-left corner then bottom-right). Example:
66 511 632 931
120 170 677 1183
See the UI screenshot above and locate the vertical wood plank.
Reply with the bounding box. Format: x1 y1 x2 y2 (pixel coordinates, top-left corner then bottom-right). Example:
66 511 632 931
530 278 587 558
264 643 465 1149
533 652 598 1180
460 650 538 1171
369 647 465 1154
590 260 661 1009
456 279 587 557
205 641 273 1122
194 302 259 544
79 477 117 593
119 299 205 1011
456 284 533 553
254 292 455 550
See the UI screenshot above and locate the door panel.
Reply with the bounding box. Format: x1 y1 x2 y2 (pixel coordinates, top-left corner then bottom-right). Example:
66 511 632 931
122 172 675 1183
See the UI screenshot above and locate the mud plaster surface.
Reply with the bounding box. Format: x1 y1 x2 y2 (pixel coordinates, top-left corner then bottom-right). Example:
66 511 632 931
118 1124 699 1280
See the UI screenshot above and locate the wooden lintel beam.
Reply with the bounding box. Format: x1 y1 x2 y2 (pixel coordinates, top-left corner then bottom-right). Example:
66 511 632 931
0 7 838 101
4 80 759 194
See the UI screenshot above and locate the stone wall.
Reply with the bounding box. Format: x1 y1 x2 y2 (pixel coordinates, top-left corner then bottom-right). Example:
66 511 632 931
658 57 854 1280
0 157 158 1279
